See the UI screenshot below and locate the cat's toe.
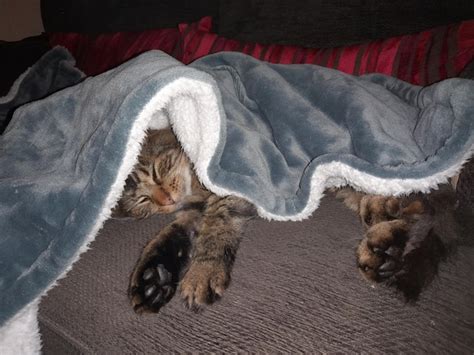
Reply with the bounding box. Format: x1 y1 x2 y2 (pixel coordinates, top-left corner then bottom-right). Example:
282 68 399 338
357 220 408 282
179 261 228 311
377 258 398 278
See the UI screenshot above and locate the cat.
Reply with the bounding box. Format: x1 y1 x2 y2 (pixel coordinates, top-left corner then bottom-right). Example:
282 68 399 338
117 128 465 313
115 129 255 313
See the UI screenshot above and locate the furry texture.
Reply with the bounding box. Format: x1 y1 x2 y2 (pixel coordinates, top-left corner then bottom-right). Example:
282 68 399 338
337 184 466 300
1 48 473 350
0 301 41 355
118 129 255 312
123 131 468 314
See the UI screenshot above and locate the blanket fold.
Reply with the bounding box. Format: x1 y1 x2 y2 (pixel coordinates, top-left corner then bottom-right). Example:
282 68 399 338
0 47 472 343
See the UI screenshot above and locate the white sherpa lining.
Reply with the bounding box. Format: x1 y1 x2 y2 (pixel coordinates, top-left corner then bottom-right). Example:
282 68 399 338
0 301 41 355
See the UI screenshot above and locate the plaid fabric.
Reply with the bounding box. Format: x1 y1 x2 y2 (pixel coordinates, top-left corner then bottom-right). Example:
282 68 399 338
179 17 474 85
48 16 473 85
49 28 180 76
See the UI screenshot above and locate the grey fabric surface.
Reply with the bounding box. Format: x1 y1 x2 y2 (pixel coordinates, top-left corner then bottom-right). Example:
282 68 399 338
193 52 474 213
39 194 474 353
0 46 84 133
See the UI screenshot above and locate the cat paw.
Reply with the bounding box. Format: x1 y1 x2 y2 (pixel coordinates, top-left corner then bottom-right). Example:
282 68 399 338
357 219 409 282
179 261 229 310
129 258 178 314
357 216 447 300
128 230 191 314
349 187 458 300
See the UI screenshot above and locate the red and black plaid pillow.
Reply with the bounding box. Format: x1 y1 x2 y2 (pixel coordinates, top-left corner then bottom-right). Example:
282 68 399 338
49 16 474 86
49 28 180 76
179 17 474 85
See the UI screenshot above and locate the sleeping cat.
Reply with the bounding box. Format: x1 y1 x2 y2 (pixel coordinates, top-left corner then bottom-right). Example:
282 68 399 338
116 128 463 313
116 129 255 312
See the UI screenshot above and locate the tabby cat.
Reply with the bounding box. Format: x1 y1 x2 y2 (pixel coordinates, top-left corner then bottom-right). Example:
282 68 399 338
116 129 255 313
117 128 463 313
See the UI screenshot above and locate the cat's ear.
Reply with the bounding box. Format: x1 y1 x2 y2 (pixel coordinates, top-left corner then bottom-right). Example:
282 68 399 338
335 187 364 212
124 173 138 191
140 129 179 157
147 129 178 147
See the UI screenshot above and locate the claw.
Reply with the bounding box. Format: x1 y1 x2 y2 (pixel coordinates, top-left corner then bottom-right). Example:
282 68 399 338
378 270 395 278
162 285 174 299
144 285 157 298
151 291 163 305
371 246 385 255
379 259 396 272
157 264 171 285
142 268 156 281
385 246 402 258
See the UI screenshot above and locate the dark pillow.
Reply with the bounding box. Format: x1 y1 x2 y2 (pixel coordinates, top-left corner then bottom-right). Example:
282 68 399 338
217 1 474 48
42 0 218 33
180 17 474 85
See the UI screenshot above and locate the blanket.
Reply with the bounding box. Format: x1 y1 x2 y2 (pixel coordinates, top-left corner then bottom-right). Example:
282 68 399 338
0 47 473 352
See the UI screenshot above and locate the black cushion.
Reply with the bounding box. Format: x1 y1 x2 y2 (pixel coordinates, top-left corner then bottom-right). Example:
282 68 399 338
217 1 474 47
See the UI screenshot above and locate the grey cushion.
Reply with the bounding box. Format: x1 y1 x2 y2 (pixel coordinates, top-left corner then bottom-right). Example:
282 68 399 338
39 194 474 353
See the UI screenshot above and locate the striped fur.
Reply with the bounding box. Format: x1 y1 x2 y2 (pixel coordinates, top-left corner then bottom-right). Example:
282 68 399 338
336 184 464 300
118 129 256 313
120 129 464 311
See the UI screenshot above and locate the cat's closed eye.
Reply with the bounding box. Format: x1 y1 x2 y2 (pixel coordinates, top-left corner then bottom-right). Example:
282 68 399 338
136 196 151 205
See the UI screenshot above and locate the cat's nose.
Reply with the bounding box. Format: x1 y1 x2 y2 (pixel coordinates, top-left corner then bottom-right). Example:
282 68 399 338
152 187 175 206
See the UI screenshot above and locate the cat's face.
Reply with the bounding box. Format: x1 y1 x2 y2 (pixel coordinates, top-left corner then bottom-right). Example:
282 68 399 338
118 146 193 218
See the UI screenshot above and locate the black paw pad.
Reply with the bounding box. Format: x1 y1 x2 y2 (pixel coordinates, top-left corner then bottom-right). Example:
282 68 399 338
142 264 175 303
129 231 193 313
132 261 178 313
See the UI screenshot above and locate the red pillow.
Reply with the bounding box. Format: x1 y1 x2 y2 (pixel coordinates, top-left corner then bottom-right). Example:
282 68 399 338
49 28 181 76
179 17 474 85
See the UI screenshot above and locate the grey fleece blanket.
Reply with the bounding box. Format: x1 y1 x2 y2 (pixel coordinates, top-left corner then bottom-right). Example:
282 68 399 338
0 47 473 336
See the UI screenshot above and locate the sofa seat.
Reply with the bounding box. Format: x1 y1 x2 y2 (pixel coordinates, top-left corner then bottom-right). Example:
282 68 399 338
38 193 474 353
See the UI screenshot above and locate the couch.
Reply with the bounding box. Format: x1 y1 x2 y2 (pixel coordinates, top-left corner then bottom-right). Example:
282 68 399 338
1 1 474 352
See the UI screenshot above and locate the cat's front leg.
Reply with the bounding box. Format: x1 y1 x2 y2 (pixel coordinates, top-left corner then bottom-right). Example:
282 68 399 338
128 211 201 313
179 195 256 310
